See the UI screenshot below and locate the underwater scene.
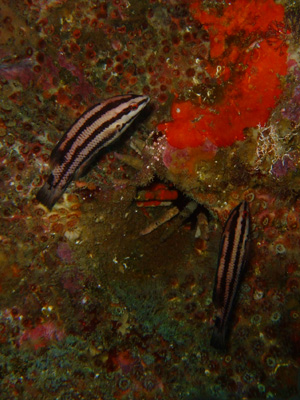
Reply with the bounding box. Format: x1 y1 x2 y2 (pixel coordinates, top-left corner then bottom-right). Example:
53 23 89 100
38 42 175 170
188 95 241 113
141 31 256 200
0 0 300 398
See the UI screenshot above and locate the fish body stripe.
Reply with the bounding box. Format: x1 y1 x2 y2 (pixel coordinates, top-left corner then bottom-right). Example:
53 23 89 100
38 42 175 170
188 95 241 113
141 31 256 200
212 201 250 340
36 94 149 209
52 95 137 162
52 99 147 189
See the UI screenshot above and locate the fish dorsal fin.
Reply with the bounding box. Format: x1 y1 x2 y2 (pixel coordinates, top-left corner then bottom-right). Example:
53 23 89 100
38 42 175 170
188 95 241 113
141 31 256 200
49 141 65 167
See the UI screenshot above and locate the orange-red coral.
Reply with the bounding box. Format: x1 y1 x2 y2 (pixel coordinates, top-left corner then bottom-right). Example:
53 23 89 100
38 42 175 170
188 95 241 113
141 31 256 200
157 0 288 149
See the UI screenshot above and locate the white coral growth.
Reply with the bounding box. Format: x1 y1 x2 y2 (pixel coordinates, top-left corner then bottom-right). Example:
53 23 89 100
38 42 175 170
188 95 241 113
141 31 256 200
255 123 297 174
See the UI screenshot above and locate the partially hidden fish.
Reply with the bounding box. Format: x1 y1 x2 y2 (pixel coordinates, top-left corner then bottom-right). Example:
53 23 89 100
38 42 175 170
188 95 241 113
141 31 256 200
211 200 251 350
36 94 149 209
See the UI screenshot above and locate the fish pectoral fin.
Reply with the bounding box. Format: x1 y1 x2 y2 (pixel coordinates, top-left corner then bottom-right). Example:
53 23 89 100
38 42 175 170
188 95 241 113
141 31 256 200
74 153 100 179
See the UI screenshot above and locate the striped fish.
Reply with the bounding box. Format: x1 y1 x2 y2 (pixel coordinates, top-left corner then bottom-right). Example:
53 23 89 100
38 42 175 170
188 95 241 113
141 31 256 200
211 200 250 350
36 94 149 209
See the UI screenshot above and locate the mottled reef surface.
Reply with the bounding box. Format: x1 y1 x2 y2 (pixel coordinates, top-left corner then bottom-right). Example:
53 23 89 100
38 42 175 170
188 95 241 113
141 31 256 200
0 0 300 399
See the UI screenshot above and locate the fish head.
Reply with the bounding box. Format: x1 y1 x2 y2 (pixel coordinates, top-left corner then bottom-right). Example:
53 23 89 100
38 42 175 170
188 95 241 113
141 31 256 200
110 94 150 134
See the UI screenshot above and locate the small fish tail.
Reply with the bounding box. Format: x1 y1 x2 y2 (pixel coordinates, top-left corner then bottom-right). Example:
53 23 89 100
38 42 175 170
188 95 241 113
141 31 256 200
36 176 64 210
210 318 227 350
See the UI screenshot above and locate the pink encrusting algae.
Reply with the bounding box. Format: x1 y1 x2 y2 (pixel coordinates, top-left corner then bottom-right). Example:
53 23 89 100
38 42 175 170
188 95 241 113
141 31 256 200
19 321 65 351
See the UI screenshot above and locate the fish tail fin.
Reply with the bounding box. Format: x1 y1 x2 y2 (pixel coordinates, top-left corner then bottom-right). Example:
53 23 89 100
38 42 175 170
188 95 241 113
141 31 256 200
36 176 63 210
210 318 227 350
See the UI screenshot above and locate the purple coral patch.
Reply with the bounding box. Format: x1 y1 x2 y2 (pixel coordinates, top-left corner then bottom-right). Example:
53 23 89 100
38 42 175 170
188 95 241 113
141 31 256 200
271 155 297 177
57 242 73 263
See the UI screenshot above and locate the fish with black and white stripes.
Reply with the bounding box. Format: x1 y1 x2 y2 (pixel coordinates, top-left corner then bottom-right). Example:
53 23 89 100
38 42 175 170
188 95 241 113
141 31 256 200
211 200 251 350
36 94 149 209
